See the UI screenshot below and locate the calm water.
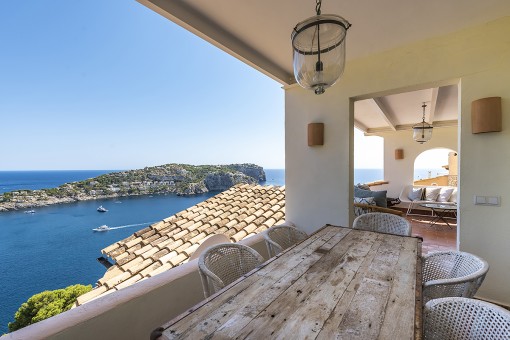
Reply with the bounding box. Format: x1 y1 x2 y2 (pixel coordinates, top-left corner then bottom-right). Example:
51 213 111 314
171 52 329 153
0 169 284 333
0 170 116 194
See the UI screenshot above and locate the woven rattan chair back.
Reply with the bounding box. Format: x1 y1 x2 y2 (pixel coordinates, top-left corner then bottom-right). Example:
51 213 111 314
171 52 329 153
198 243 264 298
424 297 510 339
422 250 489 304
264 225 308 257
352 212 411 236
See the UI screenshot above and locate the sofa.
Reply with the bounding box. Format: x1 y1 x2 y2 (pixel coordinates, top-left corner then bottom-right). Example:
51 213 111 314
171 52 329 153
398 185 457 216
354 185 403 217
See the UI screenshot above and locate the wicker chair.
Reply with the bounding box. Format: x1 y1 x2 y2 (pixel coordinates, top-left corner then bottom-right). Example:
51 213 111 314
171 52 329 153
198 243 264 298
422 251 489 304
424 297 510 339
352 212 411 236
264 225 308 257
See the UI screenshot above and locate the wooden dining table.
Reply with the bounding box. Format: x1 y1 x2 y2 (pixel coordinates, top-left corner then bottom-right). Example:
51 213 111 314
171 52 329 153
153 225 423 339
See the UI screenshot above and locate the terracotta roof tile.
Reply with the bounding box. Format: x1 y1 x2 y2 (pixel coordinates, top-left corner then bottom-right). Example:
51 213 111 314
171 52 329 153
102 242 121 255
77 184 286 306
76 285 108 305
115 274 143 290
152 248 170 261
147 262 173 277
231 230 248 242
158 251 178 264
103 272 132 289
141 247 159 260
116 252 136 265
139 262 162 277
127 258 153 275
169 253 188 267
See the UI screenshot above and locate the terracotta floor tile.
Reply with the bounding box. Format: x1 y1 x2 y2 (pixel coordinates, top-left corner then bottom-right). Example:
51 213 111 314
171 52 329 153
406 215 457 255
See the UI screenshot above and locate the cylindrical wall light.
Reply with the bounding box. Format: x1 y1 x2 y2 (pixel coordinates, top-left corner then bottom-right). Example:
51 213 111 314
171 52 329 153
471 97 502 134
308 123 324 146
395 149 404 160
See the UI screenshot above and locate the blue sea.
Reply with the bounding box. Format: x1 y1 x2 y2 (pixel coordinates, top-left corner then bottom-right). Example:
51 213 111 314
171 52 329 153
0 169 284 334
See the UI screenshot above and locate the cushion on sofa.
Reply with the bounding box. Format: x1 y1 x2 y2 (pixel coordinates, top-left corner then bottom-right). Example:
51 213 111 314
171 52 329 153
355 183 371 191
437 188 454 202
424 187 442 201
449 188 458 203
354 197 376 216
355 187 387 207
408 188 423 201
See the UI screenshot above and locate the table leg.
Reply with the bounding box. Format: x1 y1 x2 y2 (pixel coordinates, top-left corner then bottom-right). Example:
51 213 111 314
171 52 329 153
429 209 452 228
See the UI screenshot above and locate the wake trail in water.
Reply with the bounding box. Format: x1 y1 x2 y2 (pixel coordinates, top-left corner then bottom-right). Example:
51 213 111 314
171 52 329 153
108 221 157 230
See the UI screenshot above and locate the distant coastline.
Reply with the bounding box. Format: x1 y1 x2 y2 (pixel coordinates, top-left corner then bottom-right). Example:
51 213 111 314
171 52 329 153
0 163 265 212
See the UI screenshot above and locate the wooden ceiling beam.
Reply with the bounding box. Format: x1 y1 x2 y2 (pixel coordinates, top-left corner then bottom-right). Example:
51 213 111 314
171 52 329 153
354 119 369 133
373 98 397 131
428 87 439 124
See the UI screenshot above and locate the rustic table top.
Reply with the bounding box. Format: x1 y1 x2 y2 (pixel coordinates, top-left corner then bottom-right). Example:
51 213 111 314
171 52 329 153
155 225 423 340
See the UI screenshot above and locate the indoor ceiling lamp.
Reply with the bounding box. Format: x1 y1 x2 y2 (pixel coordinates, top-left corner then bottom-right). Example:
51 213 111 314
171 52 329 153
291 0 351 95
413 103 433 144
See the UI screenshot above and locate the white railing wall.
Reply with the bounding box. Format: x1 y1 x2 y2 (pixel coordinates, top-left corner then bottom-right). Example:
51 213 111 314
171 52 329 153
2 234 269 340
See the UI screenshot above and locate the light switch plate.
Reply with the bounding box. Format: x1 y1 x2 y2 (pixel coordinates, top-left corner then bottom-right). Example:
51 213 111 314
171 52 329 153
474 195 500 206
474 196 486 204
486 196 500 205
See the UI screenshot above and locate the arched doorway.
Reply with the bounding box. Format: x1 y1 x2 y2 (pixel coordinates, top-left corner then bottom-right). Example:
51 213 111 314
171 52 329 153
414 148 457 187
410 148 458 253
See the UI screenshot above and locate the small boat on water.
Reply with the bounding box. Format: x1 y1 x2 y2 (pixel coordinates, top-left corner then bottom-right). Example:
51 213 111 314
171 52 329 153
93 225 111 232
24 210 36 214
97 205 108 212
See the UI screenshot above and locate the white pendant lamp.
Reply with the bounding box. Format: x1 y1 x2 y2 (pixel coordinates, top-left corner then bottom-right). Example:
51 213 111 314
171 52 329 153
413 103 433 144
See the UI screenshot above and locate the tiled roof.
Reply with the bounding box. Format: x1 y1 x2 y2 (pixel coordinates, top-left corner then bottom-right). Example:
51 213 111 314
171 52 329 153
76 184 285 305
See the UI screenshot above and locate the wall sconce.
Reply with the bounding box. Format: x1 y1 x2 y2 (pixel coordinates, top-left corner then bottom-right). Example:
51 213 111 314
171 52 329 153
471 97 502 134
308 123 324 146
395 149 404 160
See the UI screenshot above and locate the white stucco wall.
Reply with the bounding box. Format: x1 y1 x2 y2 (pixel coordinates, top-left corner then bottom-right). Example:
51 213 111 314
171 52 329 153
285 16 510 305
377 127 458 198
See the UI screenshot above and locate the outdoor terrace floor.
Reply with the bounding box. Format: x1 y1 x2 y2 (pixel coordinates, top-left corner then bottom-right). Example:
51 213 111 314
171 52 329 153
406 213 457 254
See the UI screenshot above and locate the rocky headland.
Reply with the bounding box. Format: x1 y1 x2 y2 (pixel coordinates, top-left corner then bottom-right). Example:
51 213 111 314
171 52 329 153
0 163 266 212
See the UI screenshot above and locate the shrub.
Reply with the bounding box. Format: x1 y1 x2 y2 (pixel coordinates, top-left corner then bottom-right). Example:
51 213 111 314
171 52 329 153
8 284 92 332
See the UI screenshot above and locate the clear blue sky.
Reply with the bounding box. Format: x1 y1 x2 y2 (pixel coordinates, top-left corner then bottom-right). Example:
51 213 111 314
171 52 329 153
0 1 285 170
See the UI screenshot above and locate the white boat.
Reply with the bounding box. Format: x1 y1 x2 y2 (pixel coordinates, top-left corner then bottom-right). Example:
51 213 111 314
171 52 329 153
93 225 110 232
24 210 36 214
97 205 108 212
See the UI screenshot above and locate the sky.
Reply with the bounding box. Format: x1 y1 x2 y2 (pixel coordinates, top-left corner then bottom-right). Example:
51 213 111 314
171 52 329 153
0 1 285 170
0 2 449 172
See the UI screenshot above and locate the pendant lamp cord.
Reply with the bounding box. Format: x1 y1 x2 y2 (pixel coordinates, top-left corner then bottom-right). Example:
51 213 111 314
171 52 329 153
315 0 322 67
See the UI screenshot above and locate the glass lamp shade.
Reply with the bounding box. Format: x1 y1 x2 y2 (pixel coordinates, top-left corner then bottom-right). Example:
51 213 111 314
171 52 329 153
292 14 350 95
412 123 433 144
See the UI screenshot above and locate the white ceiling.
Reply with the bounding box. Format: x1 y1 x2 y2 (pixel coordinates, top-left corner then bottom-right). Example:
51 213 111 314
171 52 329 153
140 0 510 85
139 0 509 131
354 85 458 134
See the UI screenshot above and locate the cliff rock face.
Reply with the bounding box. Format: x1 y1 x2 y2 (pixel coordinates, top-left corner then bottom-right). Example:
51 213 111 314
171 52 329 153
204 172 257 191
0 163 267 212
227 164 266 182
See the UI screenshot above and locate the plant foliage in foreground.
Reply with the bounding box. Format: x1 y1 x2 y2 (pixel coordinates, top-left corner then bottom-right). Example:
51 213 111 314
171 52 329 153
8 284 92 332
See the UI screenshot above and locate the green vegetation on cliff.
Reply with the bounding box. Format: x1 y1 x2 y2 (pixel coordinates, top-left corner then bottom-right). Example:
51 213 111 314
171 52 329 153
0 163 266 211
